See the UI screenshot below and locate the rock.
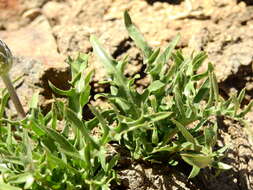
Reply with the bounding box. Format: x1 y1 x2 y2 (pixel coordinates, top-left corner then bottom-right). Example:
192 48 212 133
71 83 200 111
0 0 46 30
0 16 65 68
0 56 70 117
0 56 43 116
0 16 69 116
42 1 69 22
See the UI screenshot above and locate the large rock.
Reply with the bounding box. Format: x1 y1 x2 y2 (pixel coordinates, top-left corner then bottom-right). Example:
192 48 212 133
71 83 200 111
0 16 69 116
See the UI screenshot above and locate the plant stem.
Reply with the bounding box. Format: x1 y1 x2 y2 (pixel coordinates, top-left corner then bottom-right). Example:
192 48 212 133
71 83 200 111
1 73 26 118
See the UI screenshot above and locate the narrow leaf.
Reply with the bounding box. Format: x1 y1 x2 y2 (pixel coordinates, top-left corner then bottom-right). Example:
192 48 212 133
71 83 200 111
124 11 152 58
171 119 195 144
188 166 200 178
181 153 213 168
49 81 74 96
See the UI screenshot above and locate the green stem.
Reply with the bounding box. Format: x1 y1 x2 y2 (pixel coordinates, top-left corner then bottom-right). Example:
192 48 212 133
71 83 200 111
1 73 26 118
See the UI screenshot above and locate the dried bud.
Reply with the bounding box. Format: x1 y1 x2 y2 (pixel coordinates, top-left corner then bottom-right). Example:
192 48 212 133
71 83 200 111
0 39 13 75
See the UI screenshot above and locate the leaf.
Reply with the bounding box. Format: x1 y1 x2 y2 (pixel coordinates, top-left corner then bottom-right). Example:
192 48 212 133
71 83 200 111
238 100 253 117
210 72 219 103
174 85 185 116
0 183 21 190
163 61 177 82
89 105 110 145
7 173 34 189
29 92 39 109
90 36 137 112
171 119 195 144
148 112 172 123
191 70 208 81
24 121 45 137
22 130 34 171
98 146 107 171
107 154 119 172
212 161 232 170
117 56 129 74
188 166 200 178
47 153 79 174
65 107 99 149
181 153 213 168
192 52 207 71
90 35 117 75
124 11 152 58
79 85 91 108
0 91 9 118
146 48 160 65
204 123 217 150
157 34 180 65
1 156 24 166
193 79 209 103
45 127 78 153
49 81 74 96
237 88 246 104
69 53 88 79
148 80 165 92
152 128 159 145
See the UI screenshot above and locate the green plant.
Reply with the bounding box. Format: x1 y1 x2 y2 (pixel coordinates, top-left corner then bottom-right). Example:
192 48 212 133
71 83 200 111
0 54 118 190
0 11 252 190
90 11 252 177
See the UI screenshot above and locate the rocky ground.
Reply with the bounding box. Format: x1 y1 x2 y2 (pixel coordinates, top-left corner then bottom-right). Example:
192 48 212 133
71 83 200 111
0 0 253 189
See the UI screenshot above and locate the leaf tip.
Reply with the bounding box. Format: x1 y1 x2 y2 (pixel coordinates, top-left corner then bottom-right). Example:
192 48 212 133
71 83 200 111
124 11 132 27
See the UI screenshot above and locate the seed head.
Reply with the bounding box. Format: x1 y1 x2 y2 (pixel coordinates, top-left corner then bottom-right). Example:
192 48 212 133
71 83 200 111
0 39 13 75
